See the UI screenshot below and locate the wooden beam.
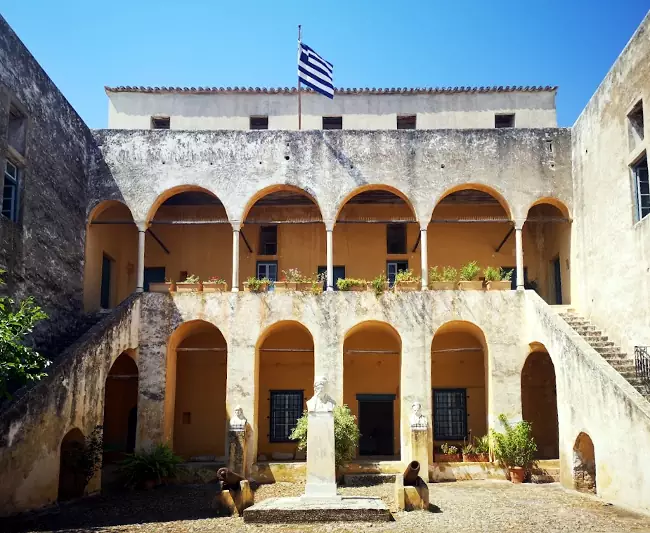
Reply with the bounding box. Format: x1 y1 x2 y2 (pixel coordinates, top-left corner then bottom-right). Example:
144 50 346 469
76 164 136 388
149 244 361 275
412 231 421 253
240 229 253 253
147 228 170 255
495 226 515 253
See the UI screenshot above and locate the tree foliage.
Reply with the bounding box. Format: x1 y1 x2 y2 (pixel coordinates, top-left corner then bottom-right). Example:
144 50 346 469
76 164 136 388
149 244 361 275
490 413 537 469
0 271 49 399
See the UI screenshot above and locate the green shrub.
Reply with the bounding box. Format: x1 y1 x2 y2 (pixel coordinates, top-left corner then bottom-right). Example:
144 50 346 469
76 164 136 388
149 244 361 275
309 272 326 294
370 273 387 295
290 405 361 470
501 268 513 281
429 266 441 283
182 274 200 283
394 269 420 283
490 414 537 469
459 261 480 281
281 268 305 282
473 434 491 454
118 443 183 488
246 276 270 292
442 266 458 282
205 276 226 284
440 443 459 454
483 266 501 282
336 278 366 291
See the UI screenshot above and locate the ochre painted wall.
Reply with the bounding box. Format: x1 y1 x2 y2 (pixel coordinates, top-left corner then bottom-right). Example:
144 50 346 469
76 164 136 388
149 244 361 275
103 353 138 461
522 350 559 459
343 323 401 458
431 328 487 445
257 322 314 458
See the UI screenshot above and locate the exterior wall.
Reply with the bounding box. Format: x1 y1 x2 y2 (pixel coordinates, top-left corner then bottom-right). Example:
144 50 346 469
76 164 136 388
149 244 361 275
571 12 650 354
0 15 95 349
107 90 557 130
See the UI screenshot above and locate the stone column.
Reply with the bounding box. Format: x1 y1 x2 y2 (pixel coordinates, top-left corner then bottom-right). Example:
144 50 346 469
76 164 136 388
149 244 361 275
232 226 240 292
515 224 524 290
136 222 147 293
420 227 428 290
326 226 334 291
136 341 168 450
227 407 249 478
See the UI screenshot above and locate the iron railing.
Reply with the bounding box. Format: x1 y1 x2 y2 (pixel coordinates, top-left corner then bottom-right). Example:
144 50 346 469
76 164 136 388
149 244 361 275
635 346 650 391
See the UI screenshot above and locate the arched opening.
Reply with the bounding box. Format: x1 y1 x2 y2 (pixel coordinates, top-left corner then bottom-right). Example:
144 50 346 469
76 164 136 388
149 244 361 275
427 186 515 286
58 428 86 502
344 321 401 459
573 432 596 494
335 186 418 287
256 321 314 460
102 352 138 466
521 344 558 459
84 200 138 311
241 185 324 290
165 320 228 460
148 188 232 291
522 200 571 304
431 321 487 452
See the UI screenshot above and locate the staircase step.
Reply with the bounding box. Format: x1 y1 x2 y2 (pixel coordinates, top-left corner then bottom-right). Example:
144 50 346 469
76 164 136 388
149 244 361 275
572 325 597 333
581 333 607 341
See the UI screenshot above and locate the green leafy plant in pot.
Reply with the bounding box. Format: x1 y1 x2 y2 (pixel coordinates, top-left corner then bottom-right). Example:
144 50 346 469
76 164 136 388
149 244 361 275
118 443 183 489
484 266 513 290
490 414 537 483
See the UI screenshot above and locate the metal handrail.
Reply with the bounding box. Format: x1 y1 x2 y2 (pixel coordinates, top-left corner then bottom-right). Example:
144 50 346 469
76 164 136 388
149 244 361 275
634 346 650 391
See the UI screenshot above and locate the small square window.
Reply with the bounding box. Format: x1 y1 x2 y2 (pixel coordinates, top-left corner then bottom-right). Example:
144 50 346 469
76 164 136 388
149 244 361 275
151 116 170 129
2 160 20 222
495 114 515 128
433 389 467 441
269 390 303 442
387 224 407 254
259 225 277 255
256 261 278 282
8 104 27 155
250 116 269 130
628 100 644 150
322 116 342 130
387 260 408 287
633 153 649 221
397 115 416 130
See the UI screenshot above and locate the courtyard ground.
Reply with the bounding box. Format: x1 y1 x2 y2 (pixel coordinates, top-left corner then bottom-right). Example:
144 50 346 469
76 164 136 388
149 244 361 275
2 480 650 533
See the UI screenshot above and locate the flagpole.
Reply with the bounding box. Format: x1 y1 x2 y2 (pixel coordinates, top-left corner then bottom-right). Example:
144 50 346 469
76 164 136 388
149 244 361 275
297 24 302 131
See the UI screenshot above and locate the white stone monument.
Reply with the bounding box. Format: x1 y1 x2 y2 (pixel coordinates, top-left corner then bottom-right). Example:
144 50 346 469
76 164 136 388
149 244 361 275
303 375 339 499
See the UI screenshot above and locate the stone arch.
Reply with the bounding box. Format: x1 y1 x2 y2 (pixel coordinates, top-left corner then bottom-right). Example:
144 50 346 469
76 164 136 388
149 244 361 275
432 183 513 221
240 184 324 223
255 320 315 461
525 197 571 220
431 320 488 448
102 352 138 465
164 320 228 460
145 184 229 224
521 343 558 459
58 428 86 502
334 184 417 222
84 200 138 311
573 432 596 494
343 320 402 459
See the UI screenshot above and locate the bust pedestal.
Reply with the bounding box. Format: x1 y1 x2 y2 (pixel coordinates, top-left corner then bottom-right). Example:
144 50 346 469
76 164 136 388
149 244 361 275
410 426 429 481
227 427 248 478
303 410 339 499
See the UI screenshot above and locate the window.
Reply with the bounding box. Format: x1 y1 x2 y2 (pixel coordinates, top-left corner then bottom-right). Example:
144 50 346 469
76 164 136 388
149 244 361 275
397 115 416 130
151 116 170 129
317 265 346 290
633 154 649 221
257 261 277 281
387 223 407 254
628 100 644 150
8 104 27 155
2 160 19 222
250 116 269 130
100 254 113 309
495 114 515 128
322 116 342 130
433 389 467 441
270 390 303 442
259 225 277 255
387 260 408 287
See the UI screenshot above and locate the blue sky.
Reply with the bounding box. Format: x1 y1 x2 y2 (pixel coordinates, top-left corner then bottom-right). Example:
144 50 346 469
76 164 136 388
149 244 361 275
3 1 648 128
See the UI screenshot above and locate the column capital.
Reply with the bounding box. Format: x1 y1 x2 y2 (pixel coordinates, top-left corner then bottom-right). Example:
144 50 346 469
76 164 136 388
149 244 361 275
135 221 148 232
419 222 429 232
514 220 525 231
324 220 335 232
231 221 242 232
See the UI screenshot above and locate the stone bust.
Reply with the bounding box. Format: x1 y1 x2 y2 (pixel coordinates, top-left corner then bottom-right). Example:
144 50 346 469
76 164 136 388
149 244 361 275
306 376 336 413
410 402 427 429
229 405 247 431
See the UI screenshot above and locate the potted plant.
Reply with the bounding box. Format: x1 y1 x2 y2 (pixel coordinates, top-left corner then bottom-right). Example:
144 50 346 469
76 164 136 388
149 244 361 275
202 276 228 292
118 443 183 490
462 442 479 462
309 272 325 295
394 269 421 292
176 274 202 293
369 273 388 295
243 276 271 293
435 443 462 462
429 266 458 290
484 267 513 291
458 261 482 290
336 278 367 292
473 434 491 462
490 414 537 484
149 279 176 293
275 268 312 292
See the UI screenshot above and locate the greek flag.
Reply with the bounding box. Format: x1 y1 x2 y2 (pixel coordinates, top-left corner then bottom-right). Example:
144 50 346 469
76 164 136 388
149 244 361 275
298 42 334 99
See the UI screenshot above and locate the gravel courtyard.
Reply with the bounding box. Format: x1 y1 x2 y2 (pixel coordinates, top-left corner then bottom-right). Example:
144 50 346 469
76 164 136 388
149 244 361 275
3 480 650 533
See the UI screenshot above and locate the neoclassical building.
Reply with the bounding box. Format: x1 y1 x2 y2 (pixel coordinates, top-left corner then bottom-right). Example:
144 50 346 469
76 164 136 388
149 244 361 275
0 11 649 518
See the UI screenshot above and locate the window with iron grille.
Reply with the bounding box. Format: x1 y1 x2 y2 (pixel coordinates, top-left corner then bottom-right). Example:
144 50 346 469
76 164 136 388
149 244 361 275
387 223 407 254
322 116 342 130
250 116 269 130
270 390 304 442
259 225 277 255
2 160 19 222
633 154 649 221
397 115 416 130
433 389 467 440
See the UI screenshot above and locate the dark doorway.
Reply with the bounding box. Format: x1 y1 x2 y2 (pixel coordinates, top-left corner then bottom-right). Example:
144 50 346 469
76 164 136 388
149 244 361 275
100 254 113 309
552 257 562 304
357 395 395 456
58 428 86 502
126 406 137 453
317 265 346 290
143 267 166 292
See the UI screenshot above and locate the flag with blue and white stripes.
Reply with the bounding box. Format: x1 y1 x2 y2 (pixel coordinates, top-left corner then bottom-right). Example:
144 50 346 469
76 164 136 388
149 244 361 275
298 42 334 99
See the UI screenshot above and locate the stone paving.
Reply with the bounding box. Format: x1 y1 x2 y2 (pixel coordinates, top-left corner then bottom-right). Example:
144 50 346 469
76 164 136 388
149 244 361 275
3 481 650 533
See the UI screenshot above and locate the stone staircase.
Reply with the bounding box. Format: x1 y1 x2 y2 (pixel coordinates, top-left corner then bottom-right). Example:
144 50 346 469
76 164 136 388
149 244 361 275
557 308 650 400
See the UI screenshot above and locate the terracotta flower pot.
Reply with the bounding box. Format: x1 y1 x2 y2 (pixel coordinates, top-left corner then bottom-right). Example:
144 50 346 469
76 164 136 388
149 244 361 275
175 282 202 293
202 282 228 292
458 280 484 291
462 453 480 462
395 280 420 292
435 453 462 463
149 282 174 293
347 284 366 292
430 281 456 290
486 280 512 291
243 282 269 293
509 466 525 484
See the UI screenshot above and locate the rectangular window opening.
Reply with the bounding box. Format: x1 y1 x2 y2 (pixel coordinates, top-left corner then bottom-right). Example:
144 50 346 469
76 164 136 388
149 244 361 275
8 104 27 155
433 388 467 441
256 261 278 282
151 116 170 129
259 225 278 255
2 160 20 223
633 153 649 221
322 116 342 130
397 115 416 130
628 100 645 150
495 114 515 128
269 390 303 442
250 116 269 130
387 223 407 254
387 260 408 287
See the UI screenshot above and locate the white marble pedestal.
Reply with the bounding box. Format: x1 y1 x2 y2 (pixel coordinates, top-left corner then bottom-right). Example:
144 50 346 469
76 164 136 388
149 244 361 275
302 410 339 499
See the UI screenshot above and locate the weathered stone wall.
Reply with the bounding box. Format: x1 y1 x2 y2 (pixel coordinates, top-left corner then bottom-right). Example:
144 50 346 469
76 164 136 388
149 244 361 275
91 128 572 226
0 15 96 348
0 295 140 516
526 293 650 513
571 11 650 355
